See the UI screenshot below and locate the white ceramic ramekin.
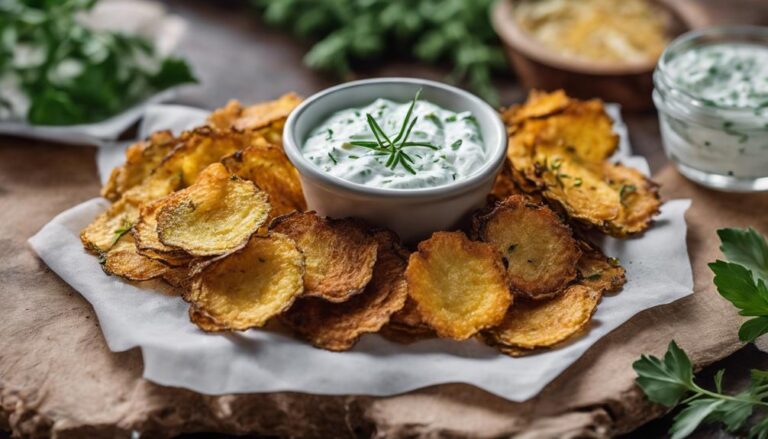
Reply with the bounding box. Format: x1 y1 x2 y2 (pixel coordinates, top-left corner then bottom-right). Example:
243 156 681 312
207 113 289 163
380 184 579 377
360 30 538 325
282 78 507 243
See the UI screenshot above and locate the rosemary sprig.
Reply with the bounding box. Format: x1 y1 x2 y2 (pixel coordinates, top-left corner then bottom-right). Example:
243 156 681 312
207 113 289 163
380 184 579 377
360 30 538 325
349 89 439 174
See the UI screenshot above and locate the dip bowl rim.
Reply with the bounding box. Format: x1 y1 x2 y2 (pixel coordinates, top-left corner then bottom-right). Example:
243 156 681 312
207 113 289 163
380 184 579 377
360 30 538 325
282 77 508 200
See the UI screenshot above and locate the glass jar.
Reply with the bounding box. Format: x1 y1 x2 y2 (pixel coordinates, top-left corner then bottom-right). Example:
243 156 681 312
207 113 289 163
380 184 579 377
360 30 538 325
653 26 768 192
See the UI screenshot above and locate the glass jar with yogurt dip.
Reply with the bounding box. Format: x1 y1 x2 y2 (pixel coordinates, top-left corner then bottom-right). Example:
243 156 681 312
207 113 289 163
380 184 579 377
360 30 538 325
653 26 768 192
282 78 507 243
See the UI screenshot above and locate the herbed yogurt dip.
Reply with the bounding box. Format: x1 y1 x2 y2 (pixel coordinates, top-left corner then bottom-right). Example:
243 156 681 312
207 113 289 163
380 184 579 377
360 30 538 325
665 43 768 108
653 28 768 191
302 96 486 189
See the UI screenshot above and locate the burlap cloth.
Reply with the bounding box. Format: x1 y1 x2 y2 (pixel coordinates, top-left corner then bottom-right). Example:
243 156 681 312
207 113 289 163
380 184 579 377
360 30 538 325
0 140 764 438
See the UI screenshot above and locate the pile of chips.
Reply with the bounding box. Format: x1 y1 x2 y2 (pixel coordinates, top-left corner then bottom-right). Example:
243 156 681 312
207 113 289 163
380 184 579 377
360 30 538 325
81 90 660 355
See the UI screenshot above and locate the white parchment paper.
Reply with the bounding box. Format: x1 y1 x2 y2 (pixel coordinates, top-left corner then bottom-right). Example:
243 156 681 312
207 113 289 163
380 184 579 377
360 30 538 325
29 104 694 402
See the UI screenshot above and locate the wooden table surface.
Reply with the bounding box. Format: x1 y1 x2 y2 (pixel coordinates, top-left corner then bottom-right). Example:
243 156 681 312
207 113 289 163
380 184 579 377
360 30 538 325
164 2 768 438
2 0 768 437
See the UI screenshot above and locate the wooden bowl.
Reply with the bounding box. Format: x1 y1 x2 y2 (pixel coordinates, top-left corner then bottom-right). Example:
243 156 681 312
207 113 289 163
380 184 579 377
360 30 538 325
491 0 704 110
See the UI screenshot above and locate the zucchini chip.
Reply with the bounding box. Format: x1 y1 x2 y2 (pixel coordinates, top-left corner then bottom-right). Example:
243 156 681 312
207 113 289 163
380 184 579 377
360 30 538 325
133 198 192 267
282 230 408 351
82 128 247 253
187 233 304 331
270 212 378 303
222 144 306 217
188 306 228 333
472 195 581 300
483 284 600 352
501 90 660 237
207 93 302 133
102 130 178 201
405 231 512 340
157 163 270 257
101 234 168 281
482 241 625 356
504 89 570 124
602 162 662 237
576 240 627 295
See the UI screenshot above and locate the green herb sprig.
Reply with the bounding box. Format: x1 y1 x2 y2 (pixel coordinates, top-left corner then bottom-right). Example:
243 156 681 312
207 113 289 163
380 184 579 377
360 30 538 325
634 227 768 438
112 217 133 243
349 90 438 174
252 0 506 105
710 228 768 342
0 0 196 125
634 341 768 439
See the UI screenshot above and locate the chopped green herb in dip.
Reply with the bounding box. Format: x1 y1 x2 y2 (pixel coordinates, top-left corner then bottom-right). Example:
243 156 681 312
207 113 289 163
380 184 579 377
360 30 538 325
655 40 768 181
666 43 768 108
302 96 486 189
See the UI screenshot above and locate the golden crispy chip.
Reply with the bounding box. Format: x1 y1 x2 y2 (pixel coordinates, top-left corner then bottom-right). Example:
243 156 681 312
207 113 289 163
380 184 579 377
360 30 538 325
156 163 270 257
484 284 600 350
533 146 621 223
472 195 581 300
81 199 140 253
577 240 626 294
501 91 660 236
602 162 662 236
500 104 522 128
270 212 378 303
207 93 302 132
188 306 227 332
234 93 302 132
509 89 571 123
389 297 431 334
162 265 193 291
206 99 243 132
282 230 408 351
405 231 512 340
83 129 245 254
101 234 168 281
379 325 435 345
222 145 306 216
156 127 249 188
187 233 304 331
383 297 435 344
82 172 184 253
524 98 618 163
490 159 525 201
137 248 193 268
533 149 659 236
133 198 193 266
101 131 178 201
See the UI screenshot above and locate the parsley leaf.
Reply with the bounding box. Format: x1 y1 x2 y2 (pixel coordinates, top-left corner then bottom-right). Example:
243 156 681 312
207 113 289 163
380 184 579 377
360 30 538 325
635 228 768 438
718 228 768 282
708 228 768 342
670 399 724 439
709 260 768 317
634 341 768 439
0 0 196 125
253 0 506 105
633 340 693 407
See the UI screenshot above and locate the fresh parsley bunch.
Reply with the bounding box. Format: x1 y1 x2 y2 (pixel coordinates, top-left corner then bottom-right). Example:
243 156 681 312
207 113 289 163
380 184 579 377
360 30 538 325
634 228 768 438
253 0 507 105
0 0 196 125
